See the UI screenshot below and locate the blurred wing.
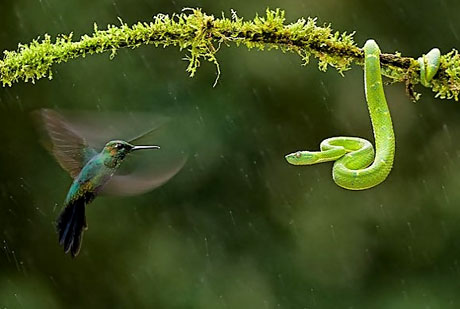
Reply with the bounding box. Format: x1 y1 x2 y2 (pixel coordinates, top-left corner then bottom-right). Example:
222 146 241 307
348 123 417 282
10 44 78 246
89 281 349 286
100 157 186 196
58 110 169 150
36 109 97 178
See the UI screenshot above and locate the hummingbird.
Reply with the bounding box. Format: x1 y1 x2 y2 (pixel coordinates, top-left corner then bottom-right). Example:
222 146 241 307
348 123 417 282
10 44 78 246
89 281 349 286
37 109 184 257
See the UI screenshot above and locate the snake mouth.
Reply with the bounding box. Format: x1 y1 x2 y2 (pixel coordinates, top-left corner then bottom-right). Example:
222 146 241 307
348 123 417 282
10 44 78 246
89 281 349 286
285 153 299 165
285 151 317 165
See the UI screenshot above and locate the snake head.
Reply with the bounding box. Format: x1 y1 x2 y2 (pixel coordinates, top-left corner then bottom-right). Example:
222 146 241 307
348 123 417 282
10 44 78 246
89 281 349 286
285 151 319 165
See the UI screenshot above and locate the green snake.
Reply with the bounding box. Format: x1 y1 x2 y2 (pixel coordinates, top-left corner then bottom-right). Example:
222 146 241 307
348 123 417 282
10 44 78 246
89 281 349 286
285 39 441 190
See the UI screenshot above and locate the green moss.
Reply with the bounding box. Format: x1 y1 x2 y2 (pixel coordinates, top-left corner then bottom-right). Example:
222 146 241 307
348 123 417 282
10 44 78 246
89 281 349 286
1 8 459 101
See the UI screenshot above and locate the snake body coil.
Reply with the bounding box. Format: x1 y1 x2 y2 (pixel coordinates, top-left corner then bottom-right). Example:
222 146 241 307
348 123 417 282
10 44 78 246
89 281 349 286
285 39 395 190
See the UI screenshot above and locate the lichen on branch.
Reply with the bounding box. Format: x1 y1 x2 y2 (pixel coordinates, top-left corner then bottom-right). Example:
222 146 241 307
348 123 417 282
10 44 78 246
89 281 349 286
0 8 459 100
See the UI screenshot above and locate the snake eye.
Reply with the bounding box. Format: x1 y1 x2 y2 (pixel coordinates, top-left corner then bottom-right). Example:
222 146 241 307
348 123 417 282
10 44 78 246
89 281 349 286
295 152 302 158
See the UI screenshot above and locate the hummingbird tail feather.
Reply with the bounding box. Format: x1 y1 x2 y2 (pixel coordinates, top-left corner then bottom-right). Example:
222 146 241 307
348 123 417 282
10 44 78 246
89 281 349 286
56 193 93 257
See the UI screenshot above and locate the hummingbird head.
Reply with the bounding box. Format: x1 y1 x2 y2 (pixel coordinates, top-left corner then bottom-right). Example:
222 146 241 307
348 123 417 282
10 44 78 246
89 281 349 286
102 140 160 168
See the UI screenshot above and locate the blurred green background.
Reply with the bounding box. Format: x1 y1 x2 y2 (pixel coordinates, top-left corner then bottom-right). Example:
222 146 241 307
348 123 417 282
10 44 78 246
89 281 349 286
1 0 460 308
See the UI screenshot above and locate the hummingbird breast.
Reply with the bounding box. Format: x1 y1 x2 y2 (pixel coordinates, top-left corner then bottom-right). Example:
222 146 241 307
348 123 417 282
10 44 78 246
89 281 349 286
65 154 116 204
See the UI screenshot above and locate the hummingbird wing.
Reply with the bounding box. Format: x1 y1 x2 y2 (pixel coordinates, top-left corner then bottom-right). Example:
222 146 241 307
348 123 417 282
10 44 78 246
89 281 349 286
36 108 185 193
100 156 186 196
54 110 185 195
55 110 169 149
101 158 187 196
36 109 98 178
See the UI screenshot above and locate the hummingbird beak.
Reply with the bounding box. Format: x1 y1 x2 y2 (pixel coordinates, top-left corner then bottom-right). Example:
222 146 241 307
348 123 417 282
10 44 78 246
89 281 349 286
131 145 161 151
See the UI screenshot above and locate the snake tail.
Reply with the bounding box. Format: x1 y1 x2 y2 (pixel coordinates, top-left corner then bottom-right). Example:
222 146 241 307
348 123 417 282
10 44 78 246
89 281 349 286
418 48 441 87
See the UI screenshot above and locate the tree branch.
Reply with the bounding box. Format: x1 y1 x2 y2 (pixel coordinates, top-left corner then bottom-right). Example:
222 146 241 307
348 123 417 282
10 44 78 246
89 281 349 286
1 8 459 100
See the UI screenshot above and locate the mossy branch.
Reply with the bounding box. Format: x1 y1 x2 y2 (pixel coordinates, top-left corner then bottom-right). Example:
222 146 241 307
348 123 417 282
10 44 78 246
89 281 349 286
1 8 459 100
